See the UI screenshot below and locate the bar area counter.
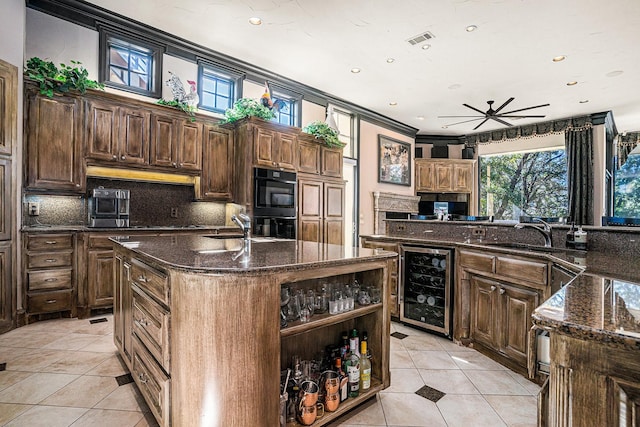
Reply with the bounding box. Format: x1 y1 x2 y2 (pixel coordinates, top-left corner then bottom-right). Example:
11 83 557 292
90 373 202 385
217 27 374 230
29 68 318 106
110 235 394 427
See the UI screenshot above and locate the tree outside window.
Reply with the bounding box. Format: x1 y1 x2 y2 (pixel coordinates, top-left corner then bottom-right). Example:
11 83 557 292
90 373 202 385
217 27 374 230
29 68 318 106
615 148 640 218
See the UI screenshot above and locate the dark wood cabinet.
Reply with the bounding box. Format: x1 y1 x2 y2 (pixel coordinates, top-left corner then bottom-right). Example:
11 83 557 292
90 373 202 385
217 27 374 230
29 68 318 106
298 138 321 174
114 253 133 367
25 88 84 192
321 146 343 178
498 283 538 365
298 176 344 245
118 107 150 165
324 182 344 245
470 275 498 348
0 60 17 156
197 125 234 201
87 249 115 308
254 126 297 171
0 158 10 241
0 242 11 333
150 114 202 172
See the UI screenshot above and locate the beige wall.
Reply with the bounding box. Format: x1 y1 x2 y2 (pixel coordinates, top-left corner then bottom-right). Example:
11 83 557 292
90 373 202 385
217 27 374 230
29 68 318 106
359 120 414 236
301 101 325 126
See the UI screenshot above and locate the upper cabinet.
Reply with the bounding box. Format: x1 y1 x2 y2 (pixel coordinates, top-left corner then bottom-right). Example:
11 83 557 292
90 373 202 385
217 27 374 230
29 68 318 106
298 134 343 179
150 114 203 172
0 60 17 156
253 125 297 172
196 125 234 201
415 159 475 193
24 87 85 193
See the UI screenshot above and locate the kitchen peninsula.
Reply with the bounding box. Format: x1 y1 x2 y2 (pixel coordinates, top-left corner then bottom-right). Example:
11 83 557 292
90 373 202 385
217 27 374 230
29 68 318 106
111 234 394 427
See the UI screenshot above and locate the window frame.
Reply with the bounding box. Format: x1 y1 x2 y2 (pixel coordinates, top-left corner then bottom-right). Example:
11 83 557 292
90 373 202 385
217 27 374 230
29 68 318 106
197 62 243 114
98 27 164 98
268 84 302 127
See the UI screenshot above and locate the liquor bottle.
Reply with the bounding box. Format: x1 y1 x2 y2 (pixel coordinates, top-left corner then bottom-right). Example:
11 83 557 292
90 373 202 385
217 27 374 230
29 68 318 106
359 339 371 391
345 331 361 398
335 357 349 402
351 328 361 358
340 331 349 360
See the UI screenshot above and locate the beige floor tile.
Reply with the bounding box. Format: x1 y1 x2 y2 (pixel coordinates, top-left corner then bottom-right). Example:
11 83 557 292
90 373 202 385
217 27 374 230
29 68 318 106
0 402 32 425
390 323 423 336
134 412 160 427
437 394 507 427
399 334 445 351
0 372 79 404
389 337 405 352
94 383 150 412
326 394 386 425
85 354 128 377
40 375 119 408
4 348 69 372
381 368 424 393
0 371 34 393
79 335 118 353
438 338 476 353
448 350 509 371
508 370 542 395
409 350 458 369
418 369 480 394
70 408 144 427
19 318 79 334
485 395 538 426
0 330 67 349
379 392 447 426
42 333 102 351
464 370 531 395
71 320 113 336
389 350 413 369
41 351 111 375
3 405 87 427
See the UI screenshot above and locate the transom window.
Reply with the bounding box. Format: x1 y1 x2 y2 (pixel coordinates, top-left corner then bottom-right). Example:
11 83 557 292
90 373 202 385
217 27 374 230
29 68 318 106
198 66 237 113
479 148 568 220
99 28 162 98
272 95 297 127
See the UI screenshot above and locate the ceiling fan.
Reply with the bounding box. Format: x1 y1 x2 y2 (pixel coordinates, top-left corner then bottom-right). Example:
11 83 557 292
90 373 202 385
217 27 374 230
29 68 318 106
438 98 550 130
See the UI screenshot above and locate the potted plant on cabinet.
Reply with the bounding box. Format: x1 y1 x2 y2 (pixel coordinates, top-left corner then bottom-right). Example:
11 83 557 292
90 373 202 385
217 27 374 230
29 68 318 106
221 98 276 124
302 121 345 148
24 57 104 97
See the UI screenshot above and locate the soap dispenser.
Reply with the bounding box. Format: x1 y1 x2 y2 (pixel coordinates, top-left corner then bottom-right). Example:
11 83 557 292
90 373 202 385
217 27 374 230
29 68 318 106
574 226 588 250
565 223 575 249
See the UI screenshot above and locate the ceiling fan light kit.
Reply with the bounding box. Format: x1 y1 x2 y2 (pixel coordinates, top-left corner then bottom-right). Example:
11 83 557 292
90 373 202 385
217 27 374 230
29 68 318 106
438 97 550 130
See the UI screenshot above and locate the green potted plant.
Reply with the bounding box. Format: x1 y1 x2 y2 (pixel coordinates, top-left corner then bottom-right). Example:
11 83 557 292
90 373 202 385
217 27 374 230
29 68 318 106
302 121 345 148
221 98 275 124
24 57 104 97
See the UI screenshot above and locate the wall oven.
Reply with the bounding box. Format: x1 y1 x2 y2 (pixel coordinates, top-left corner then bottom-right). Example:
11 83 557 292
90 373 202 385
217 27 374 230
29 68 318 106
253 168 297 239
88 187 130 228
399 245 454 337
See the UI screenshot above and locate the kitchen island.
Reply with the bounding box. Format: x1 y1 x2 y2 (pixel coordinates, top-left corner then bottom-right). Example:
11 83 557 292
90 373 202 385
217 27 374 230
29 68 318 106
111 234 394 427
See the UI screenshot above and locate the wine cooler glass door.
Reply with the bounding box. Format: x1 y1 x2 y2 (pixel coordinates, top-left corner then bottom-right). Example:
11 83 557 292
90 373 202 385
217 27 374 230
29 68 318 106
399 245 453 336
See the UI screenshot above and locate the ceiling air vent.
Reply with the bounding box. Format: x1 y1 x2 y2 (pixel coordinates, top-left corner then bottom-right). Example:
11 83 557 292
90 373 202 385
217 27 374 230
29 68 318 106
407 31 435 46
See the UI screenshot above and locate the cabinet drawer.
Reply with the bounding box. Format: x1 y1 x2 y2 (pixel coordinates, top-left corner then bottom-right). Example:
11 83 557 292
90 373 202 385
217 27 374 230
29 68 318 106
459 250 495 273
132 337 170 427
28 289 73 314
132 285 170 372
27 234 73 251
28 269 72 291
131 258 169 306
89 235 116 249
496 256 548 287
27 251 72 268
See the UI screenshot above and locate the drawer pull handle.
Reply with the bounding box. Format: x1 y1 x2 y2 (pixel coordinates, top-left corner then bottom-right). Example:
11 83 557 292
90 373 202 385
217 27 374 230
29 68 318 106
45 299 57 304
45 241 57 245
138 373 148 384
137 275 149 283
45 259 57 263
45 278 58 282
499 288 506 295
135 318 149 327
490 285 496 291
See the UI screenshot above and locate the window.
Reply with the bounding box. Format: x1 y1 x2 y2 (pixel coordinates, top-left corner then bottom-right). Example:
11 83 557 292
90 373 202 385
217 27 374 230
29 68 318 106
332 107 357 159
272 95 297 127
614 146 640 217
198 64 241 113
479 148 568 220
99 28 162 98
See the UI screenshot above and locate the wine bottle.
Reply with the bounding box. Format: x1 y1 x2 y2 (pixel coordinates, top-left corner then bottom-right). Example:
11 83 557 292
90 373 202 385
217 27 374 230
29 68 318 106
345 331 360 398
359 340 371 391
351 328 361 358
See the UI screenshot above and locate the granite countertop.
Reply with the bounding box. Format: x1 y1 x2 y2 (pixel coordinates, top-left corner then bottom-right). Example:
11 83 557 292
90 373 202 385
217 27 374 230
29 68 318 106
21 224 242 234
111 235 396 274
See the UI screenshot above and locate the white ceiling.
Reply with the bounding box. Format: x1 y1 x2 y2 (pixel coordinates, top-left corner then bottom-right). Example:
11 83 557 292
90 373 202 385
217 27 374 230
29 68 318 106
88 0 640 135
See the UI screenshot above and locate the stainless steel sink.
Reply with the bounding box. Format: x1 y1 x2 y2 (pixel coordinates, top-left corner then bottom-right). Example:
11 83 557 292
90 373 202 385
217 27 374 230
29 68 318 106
484 242 567 253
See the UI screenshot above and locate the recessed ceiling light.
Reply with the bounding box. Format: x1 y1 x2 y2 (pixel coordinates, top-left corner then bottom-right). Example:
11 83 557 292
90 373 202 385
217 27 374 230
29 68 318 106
248 17 262 25
389 102 398 106
350 68 361 74
417 116 425 120
386 58 395 63
448 84 461 90
552 55 566 62
465 25 477 32
566 81 578 86
579 99 589 103
442 125 449 129
421 44 431 50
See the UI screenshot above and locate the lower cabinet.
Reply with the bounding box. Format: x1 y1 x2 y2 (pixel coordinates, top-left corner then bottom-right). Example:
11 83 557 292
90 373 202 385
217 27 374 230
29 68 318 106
298 176 345 245
113 253 132 365
360 238 400 318
87 249 114 308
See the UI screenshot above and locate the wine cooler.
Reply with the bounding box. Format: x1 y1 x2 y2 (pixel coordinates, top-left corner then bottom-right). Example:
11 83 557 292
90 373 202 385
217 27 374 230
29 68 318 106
399 245 453 337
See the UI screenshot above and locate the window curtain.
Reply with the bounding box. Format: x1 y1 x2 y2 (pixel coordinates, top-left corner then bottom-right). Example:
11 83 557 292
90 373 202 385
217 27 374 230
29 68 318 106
617 132 640 169
565 128 594 225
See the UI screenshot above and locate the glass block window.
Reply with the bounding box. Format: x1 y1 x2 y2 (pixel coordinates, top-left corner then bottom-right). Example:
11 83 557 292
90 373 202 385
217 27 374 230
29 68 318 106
199 67 235 113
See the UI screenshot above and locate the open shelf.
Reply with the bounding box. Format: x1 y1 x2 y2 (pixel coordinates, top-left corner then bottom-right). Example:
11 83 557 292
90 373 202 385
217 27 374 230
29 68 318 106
280 303 382 338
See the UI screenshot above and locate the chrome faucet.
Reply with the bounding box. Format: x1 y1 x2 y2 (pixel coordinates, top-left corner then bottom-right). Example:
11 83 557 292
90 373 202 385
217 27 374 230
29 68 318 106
514 218 553 247
231 213 252 240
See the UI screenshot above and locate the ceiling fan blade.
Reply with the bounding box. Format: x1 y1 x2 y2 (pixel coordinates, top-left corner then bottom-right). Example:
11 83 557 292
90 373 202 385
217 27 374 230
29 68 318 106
493 97 515 114
444 117 485 127
473 118 490 130
499 114 546 118
437 115 485 118
463 103 488 115
500 103 550 115
489 116 513 127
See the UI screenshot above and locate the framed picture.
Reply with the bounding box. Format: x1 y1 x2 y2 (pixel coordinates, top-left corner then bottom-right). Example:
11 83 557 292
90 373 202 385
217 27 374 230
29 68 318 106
378 135 411 186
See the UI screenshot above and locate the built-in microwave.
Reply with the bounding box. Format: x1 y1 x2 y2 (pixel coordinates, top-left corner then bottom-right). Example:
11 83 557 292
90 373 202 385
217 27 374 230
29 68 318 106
88 187 130 227
253 168 297 218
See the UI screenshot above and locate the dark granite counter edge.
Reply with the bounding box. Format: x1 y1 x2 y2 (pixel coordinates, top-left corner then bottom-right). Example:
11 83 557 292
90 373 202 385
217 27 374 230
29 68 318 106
22 225 242 234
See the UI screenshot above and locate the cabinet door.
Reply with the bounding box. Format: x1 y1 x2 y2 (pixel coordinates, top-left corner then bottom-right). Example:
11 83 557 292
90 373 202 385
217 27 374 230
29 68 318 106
119 107 150 165
0 158 10 240
415 160 435 192
498 283 538 367
299 218 322 243
453 162 473 192
324 219 344 246
87 249 114 308
86 98 118 162
276 132 297 171
324 181 344 220
299 179 323 217
254 127 276 168
0 60 17 156
0 242 11 334
435 162 454 191
25 92 84 192
470 275 498 348
298 140 320 174
176 120 203 171
199 125 234 201
321 147 343 178
149 115 177 168
114 254 124 353
122 260 132 364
